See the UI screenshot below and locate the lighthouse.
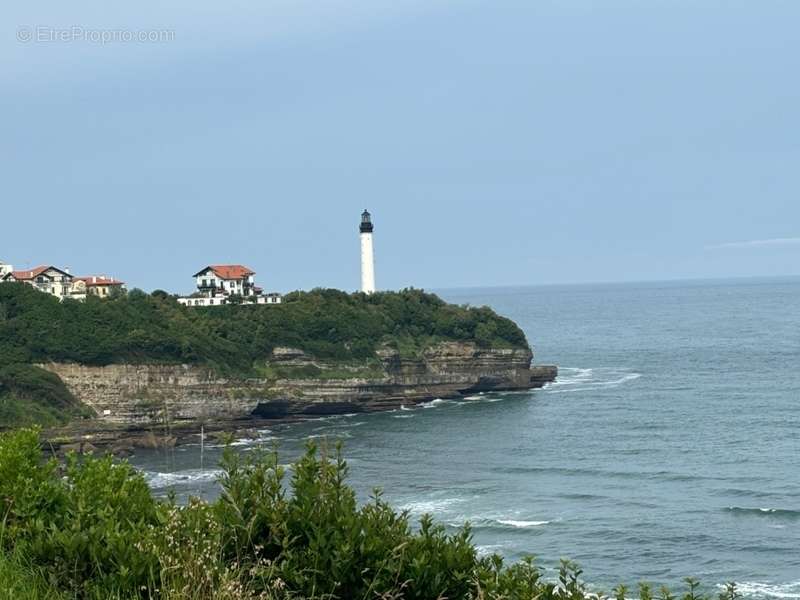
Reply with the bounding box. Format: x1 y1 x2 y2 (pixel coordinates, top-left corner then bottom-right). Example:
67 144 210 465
360 209 376 294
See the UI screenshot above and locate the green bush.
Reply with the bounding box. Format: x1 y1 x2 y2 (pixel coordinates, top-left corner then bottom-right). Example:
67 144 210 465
0 429 159 597
0 428 743 600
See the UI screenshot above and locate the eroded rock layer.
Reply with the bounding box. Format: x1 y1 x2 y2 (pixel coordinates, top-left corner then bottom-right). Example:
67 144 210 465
41 342 557 426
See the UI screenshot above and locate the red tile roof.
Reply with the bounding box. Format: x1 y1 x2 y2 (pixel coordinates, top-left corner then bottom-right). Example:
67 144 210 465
193 265 255 280
6 266 69 280
74 276 125 286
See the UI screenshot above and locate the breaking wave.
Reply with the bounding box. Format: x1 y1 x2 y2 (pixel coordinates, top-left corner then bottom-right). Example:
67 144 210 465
399 497 466 515
421 398 455 409
727 581 800 600
544 367 641 393
495 519 550 529
144 469 223 489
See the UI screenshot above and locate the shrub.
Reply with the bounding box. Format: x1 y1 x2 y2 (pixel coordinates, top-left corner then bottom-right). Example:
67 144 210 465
0 428 740 600
0 428 159 597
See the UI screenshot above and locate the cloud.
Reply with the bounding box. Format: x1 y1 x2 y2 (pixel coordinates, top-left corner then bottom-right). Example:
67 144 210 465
706 237 800 250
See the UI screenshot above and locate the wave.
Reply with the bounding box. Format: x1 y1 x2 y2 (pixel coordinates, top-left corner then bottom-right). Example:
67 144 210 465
712 487 788 500
399 497 466 514
495 519 550 529
544 367 641 394
547 367 594 386
400 404 414 411
392 414 416 419
447 516 554 531
725 507 800 519
305 432 352 440
728 581 800 600
421 398 454 409
144 468 223 488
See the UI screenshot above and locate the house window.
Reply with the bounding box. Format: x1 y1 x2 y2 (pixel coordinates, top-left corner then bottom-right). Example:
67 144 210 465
210 299 214 305
202 279 207 287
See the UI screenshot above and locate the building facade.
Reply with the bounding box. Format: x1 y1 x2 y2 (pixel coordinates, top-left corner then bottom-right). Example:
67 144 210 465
177 264 282 307
71 276 126 299
2 266 74 299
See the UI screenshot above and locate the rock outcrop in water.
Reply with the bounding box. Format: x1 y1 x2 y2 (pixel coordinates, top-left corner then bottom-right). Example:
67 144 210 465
41 342 557 427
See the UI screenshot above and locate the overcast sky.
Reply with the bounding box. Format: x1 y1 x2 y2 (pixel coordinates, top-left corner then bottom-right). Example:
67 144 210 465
2 1 799 293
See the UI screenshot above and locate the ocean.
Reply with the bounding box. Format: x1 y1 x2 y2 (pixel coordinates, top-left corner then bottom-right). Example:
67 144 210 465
130 278 800 596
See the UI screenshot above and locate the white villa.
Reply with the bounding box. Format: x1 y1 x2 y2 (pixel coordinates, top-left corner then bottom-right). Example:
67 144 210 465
2 265 75 299
0 265 125 301
177 265 282 307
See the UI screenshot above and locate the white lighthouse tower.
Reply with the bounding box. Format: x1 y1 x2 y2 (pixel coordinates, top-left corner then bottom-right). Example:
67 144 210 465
360 209 376 294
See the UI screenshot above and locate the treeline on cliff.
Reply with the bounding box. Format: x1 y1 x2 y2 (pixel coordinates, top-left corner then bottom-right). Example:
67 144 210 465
0 283 527 426
0 283 527 369
0 427 739 600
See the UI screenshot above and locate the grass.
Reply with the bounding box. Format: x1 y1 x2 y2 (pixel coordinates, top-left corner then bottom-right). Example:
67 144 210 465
0 551 67 600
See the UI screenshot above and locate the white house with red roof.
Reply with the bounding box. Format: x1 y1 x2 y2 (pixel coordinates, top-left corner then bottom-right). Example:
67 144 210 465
1 263 126 301
177 264 281 307
2 265 74 299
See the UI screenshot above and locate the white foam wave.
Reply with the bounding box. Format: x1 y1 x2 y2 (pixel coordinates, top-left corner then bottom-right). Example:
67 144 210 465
421 398 453 409
205 434 281 448
400 497 465 514
393 414 416 419
305 432 352 440
144 468 223 488
728 581 800 600
548 367 594 386
400 404 414 411
496 519 550 528
545 367 641 394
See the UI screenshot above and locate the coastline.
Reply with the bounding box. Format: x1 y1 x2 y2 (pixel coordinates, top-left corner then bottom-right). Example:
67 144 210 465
40 365 557 455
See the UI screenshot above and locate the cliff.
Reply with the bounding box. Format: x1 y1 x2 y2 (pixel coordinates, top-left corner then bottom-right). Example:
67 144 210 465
41 342 556 427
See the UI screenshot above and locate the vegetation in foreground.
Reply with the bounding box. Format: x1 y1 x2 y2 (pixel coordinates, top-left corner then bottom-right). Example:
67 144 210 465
0 283 527 427
0 428 740 600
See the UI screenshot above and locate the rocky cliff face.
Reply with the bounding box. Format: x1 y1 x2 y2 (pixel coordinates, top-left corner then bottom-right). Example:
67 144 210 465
41 342 556 427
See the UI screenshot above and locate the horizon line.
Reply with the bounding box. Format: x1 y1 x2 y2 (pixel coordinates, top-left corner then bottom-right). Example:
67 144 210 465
431 273 800 293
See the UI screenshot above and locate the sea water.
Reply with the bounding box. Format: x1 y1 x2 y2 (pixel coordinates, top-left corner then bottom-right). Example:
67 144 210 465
130 278 800 596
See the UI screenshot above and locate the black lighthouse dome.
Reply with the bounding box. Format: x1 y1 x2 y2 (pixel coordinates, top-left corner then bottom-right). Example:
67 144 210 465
360 209 374 233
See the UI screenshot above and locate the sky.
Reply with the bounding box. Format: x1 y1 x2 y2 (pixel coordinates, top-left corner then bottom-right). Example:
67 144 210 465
2 0 799 293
